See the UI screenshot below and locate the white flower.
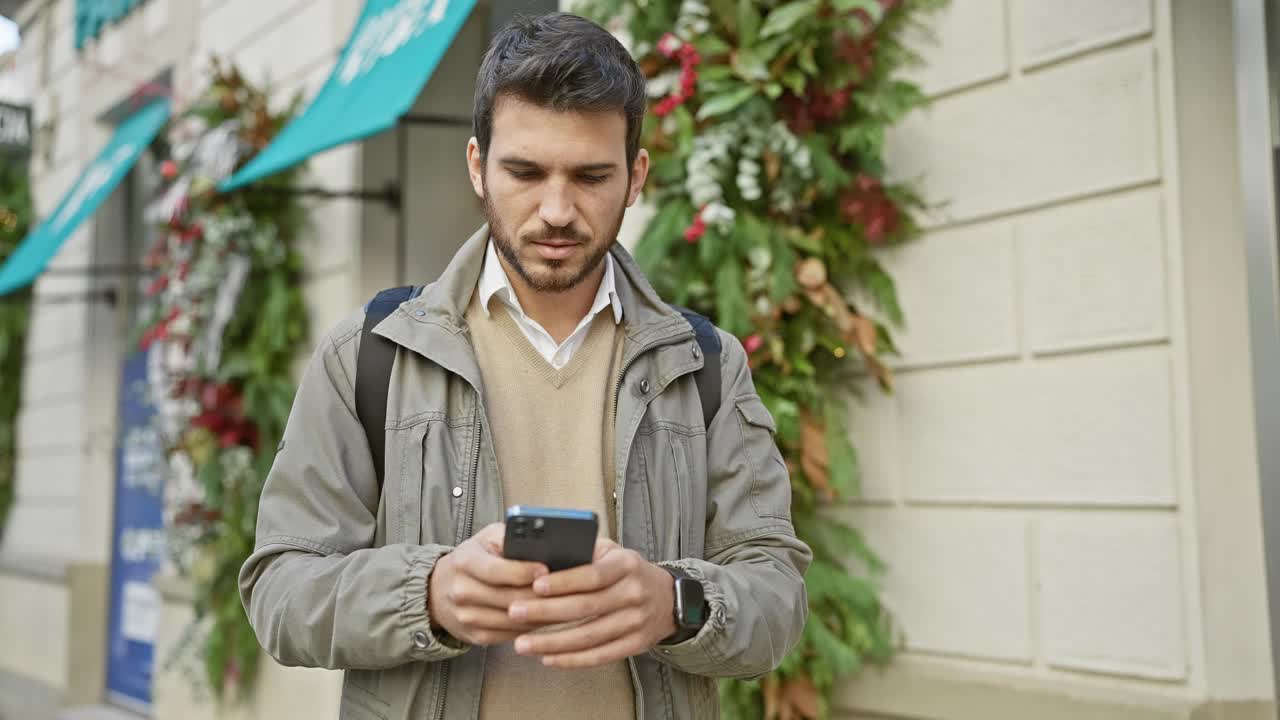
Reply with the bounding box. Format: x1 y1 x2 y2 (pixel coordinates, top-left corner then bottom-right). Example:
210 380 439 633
657 34 683 56
702 202 734 224
796 147 812 170
680 0 709 16
691 183 721 206
647 70 681 99
701 202 736 231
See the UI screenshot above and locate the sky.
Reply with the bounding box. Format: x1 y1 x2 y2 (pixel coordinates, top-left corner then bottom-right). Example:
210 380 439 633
0 16 17 55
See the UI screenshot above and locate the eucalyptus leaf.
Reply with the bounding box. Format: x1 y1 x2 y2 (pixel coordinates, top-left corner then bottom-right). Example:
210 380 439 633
754 34 793 64
699 227 723 267
696 86 758 120
738 0 762 46
788 227 825 254
707 0 738 34
731 47 770 81
760 0 819 38
673 104 695 156
782 69 807 96
694 33 733 56
833 0 884 23
699 65 736 82
798 41 819 75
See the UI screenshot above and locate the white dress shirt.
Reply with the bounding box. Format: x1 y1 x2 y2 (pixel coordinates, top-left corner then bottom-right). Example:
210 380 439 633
477 240 623 369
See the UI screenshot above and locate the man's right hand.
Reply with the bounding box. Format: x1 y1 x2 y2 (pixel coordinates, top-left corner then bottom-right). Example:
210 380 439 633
428 523 549 645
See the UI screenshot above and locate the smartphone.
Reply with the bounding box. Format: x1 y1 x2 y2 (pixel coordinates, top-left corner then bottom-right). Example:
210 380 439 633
502 506 598 572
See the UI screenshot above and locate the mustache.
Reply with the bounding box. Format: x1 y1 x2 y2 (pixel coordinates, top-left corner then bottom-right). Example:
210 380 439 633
522 226 590 244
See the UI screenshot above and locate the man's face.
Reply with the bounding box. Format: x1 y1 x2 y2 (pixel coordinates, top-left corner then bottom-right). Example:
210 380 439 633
467 96 649 293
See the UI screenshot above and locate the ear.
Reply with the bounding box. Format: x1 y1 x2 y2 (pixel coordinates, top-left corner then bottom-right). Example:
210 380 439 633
466 137 485 199
626 148 650 208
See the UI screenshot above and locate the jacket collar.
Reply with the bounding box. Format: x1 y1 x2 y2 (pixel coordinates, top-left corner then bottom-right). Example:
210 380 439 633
373 224 695 385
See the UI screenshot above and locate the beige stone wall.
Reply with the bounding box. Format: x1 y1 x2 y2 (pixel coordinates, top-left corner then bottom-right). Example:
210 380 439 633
0 571 69 689
836 0 1276 717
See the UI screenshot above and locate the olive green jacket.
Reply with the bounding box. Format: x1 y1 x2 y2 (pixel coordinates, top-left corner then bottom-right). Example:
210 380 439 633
239 226 811 719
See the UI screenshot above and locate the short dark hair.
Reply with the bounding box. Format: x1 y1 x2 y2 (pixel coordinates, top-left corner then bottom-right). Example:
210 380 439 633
473 12 647 170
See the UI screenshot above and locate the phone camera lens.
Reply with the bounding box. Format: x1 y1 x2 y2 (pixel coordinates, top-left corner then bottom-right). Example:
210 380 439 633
533 518 545 530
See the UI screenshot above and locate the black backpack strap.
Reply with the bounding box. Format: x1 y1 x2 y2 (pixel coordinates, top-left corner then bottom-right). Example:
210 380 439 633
672 306 722 428
356 285 422 491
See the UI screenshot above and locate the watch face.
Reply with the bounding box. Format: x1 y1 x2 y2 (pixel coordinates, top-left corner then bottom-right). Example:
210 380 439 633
677 577 706 627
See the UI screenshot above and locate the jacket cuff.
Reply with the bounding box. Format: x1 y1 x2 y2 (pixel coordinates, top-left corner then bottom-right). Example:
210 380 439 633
650 559 730 675
403 544 470 661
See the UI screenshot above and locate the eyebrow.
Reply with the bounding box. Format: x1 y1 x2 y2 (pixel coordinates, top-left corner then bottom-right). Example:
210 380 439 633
497 156 619 173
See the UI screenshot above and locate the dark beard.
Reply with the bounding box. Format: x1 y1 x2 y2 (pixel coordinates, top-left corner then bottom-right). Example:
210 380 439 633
482 176 629 293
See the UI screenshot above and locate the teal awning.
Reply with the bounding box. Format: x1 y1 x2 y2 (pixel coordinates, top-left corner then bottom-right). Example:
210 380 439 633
220 0 477 192
0 98 170 296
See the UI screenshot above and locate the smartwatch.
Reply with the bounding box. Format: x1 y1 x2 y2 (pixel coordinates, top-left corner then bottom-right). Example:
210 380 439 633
662 567 707 644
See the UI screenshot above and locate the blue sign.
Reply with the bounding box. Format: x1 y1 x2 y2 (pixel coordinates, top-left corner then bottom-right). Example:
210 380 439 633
220 0 476 191
105 349 166 708
76 0 145 49
0 98 169 296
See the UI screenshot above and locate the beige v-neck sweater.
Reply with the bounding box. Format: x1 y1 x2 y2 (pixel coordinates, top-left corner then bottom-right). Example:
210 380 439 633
466 293 635 720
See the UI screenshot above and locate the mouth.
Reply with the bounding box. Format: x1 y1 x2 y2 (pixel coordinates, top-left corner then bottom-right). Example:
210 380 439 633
530 240 581 260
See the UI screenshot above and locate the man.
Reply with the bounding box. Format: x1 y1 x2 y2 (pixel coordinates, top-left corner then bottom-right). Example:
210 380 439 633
238 12 810 720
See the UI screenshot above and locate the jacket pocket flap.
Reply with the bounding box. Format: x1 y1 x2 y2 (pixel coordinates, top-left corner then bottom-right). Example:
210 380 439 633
735 395 776 433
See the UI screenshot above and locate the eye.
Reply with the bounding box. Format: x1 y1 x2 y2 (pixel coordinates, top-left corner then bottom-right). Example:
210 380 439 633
580 174 609 185
509 169 541 181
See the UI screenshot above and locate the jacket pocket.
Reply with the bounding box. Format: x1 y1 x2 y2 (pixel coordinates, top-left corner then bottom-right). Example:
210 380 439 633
669 437 688 559
416 419 467 546
637 424 703 561
734 395 790 520
668 435 706 560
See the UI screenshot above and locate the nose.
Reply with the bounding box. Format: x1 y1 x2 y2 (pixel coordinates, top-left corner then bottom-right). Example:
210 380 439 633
537 180 578 228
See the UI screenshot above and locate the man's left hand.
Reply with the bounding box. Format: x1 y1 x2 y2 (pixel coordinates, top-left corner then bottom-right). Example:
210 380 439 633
508 538 676 668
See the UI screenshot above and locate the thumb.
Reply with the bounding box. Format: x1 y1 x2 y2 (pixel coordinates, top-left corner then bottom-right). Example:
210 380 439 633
477 522 506 554
592 537 620 562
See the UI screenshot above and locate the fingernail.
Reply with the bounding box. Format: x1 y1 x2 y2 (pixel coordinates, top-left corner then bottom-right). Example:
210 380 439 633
542 656 556 667
510 604 527 620
515 637 531 654
534 578 549 594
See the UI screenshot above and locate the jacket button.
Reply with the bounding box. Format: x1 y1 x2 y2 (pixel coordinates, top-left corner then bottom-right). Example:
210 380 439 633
413 630 429 649
414 310 426 317
452 487 463 498
692 345 701 360
638 378 651 395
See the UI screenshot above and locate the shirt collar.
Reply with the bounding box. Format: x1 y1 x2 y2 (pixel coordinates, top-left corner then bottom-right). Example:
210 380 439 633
478 239 623 324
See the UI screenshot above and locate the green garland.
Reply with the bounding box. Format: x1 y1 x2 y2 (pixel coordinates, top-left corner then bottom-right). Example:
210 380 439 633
0 159 33 538
138 60 308 698
574 1 942 717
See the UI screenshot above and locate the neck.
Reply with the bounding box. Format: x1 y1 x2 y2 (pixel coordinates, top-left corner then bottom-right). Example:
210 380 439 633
502 257 606 345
